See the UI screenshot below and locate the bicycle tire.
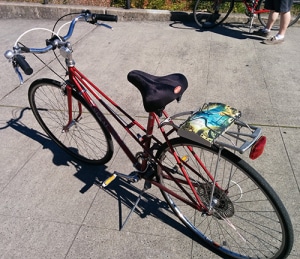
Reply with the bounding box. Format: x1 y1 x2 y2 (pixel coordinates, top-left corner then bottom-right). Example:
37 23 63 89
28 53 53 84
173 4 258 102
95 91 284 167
156 137 293 259
258 0 300 29
193 0 234 28
28 78 114 165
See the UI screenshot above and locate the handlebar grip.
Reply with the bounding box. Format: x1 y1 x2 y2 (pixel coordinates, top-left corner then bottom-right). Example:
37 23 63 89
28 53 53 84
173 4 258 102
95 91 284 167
92 13 118 22
14 54 33 75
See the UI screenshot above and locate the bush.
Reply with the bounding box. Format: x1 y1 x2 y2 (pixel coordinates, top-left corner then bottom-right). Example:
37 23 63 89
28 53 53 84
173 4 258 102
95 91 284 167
5 0 195 10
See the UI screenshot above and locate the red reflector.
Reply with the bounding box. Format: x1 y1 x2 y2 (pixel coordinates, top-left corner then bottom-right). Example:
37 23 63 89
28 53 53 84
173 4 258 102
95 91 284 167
249 136 267 160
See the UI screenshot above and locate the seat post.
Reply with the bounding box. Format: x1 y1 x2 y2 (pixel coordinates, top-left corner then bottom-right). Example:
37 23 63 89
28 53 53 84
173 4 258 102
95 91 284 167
146 112 156 138
136 112 156 171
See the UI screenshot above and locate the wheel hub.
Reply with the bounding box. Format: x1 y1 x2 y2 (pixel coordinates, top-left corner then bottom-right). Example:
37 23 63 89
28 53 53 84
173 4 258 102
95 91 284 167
197 183 234 219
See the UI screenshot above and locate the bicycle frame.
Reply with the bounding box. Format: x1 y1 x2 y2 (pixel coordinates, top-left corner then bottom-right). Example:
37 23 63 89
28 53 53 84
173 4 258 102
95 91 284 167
4 11 294 258
243 0 269 16
65 65 210 211
237 0 271 31
7 16 265 217
4 13 212 213
5 9 267 224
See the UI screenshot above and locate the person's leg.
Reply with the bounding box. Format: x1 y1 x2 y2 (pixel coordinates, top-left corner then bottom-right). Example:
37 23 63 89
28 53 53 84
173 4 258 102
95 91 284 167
251 10 278 36
277 11 291 37
265 11 280 30
263 11 290 44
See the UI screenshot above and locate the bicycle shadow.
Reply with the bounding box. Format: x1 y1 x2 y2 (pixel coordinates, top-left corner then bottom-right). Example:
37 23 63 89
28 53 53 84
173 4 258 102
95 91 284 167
169 18 265 41
0 107 77 167
1 107 196 240
208 22 266 41
91 172 192 235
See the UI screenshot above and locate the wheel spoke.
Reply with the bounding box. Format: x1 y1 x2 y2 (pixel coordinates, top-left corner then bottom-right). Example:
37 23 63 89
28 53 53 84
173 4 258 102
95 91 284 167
157 138 293 258
194 0 234 28
28 79 113 164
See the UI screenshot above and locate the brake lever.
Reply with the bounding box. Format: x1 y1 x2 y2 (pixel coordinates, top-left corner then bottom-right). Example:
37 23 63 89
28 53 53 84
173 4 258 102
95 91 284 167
4 49 24 84
96 22 113 30
13 64 24 85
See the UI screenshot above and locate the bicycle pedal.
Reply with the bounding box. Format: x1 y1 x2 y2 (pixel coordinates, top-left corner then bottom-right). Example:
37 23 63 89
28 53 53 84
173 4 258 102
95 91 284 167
104 171 140 185
102 173 117 188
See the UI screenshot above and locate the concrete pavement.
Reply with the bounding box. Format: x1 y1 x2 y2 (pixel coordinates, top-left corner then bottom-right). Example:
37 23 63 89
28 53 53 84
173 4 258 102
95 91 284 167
0 4 300 259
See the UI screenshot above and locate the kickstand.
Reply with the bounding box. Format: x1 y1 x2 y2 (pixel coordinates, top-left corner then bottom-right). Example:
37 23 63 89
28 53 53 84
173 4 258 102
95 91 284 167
120 181 151 230
248 16 255 33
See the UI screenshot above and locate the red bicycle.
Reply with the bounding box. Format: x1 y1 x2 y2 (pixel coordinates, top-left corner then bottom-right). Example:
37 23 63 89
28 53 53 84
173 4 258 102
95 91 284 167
193 0 300 30
4 11 294 258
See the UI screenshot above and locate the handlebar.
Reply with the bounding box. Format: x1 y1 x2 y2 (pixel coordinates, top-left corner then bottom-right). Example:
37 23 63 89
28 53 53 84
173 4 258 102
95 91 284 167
14 54 33 75
3 10 118 83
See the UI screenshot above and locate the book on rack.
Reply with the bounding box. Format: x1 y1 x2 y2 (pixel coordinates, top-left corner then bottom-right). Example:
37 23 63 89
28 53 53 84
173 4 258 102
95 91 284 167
177 103 241 146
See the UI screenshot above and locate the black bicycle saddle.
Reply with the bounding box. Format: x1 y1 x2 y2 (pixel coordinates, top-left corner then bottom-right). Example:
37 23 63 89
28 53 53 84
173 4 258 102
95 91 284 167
127 70 188 115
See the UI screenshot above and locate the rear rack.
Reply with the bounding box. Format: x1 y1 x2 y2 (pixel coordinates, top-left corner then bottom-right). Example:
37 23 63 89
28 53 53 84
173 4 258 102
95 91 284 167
214 120 262 153
160 103 262 154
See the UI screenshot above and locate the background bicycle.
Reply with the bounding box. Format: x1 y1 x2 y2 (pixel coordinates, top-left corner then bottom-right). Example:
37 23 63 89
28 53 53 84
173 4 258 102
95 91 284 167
193 0 300 29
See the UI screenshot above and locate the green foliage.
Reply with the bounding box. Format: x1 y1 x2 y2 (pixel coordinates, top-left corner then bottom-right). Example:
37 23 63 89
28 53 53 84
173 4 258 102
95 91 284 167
5 0 195 10
112 0 195 10
232 2 246 13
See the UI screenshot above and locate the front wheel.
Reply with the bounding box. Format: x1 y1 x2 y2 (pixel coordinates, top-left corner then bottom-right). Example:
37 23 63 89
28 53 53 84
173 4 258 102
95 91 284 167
156 138 293 258
258 0 300 29
28 78 114 164
193 0 234 28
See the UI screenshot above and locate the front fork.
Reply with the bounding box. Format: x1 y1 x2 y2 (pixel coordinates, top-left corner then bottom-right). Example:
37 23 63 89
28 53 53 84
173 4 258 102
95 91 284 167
62 83 83 132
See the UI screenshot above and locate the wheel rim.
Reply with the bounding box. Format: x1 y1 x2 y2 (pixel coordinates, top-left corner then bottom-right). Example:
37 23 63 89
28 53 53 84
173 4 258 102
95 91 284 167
158 141 292 258
29 81 112 164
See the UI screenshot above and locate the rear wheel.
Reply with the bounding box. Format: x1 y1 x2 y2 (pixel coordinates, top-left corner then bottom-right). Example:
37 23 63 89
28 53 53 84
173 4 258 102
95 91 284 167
193 0 234 28
258 0 300 29
156 138 294 258
28 78 114 164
